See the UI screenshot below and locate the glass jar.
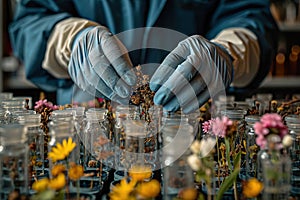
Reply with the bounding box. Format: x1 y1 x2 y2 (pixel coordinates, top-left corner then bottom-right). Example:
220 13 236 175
285 114 300 196
123 119 148 170
18 113 46 194
245 115 260 179
0 109 5 126
0 92 13 101
0 124 28 200
160 114 195 199
142 105 161 163
12 97 32 110
114 105 139 149
49 110 79 165
261 135 291 200
48 116 77 170
113 105 139 170
221 109 247 178
76 109 109 194
85 108 112 166
66 107 86 166
1 99 27 124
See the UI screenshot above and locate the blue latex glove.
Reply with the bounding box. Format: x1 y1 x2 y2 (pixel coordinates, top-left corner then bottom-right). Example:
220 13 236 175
150 35 233 113
68 26 136 104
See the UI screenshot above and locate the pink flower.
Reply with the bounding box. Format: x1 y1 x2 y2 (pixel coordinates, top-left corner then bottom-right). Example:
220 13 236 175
202 119 214 133
255 134 267 149
34 99 59 113
254 113 288 149
210 116 233 138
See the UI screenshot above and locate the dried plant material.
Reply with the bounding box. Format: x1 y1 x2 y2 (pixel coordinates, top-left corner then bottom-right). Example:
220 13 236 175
129 65 155 123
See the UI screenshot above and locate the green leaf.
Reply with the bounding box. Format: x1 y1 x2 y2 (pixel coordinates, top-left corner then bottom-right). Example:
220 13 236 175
225 138 232 171
30 190 56 200
233 151 241 169
216 167 240 200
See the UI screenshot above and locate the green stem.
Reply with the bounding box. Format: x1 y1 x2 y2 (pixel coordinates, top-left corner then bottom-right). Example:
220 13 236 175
216 136 220 185
77 180 80 200
233 181 238 200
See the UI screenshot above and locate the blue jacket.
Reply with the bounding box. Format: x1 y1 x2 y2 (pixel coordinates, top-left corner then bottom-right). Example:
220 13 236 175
9 0 278 104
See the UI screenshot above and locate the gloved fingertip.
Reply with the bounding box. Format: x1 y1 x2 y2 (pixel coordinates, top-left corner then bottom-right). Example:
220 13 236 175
123 70 137 86
110 94 130 105
115 85 130 98
153 92 165 106
149 82 160 92
163 103 180 113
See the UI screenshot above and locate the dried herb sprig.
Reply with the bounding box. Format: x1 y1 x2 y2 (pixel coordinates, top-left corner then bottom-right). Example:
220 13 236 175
129 65 155 123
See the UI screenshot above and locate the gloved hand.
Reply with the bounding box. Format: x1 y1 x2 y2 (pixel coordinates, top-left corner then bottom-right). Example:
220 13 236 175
150 35 233 113
68 26 136 104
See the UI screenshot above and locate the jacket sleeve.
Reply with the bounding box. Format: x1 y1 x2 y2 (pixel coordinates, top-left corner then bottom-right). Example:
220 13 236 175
206 0 279 90
8 0 78 91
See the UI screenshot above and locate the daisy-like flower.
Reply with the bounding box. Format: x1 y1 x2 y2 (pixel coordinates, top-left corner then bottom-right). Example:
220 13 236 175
242 178 263 198
128 165 152 181
68 162 84 181
51 164 66 177
48 173 66 191
202 119 215 133
109 179 137 200
32 178 49 192
48 137 76 163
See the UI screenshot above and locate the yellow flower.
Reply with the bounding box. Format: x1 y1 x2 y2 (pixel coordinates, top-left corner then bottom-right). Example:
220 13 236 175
109 179 137 200
48 173 66 191
32 178 49 192
136 179 161 198
48 137 76 162
128 165 152 181
242 178 263 198
51 164 66 177
68 163 84 181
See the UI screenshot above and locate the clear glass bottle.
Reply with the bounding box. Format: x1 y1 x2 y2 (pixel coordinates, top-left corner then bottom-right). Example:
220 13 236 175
262 134 291 200
0 124 28 200
245 115 260 179
160 114 195 200
285 114 300 196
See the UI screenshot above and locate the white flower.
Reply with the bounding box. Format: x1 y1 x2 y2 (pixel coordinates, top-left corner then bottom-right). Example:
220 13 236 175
190 140 201 154
199 137 216 157
187 154 201 171
282 134 293 147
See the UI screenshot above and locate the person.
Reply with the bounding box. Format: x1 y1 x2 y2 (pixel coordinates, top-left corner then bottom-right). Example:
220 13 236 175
9 0 278 113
